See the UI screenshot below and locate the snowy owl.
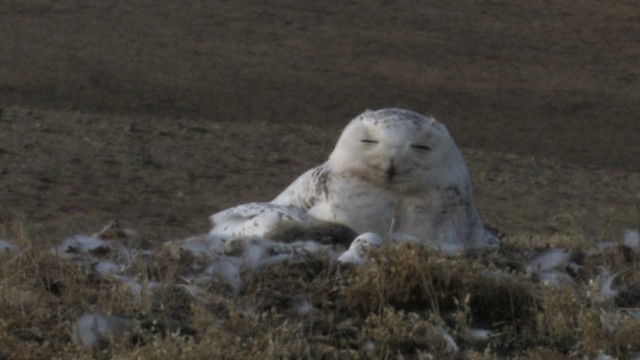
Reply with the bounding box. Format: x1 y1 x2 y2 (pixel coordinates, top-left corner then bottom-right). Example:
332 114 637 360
211 108 499 250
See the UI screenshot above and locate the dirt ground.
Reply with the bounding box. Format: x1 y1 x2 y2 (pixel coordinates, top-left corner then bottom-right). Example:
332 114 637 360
0 0 639 244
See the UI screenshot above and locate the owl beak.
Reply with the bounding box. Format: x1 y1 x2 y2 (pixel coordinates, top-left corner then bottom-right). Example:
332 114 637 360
386 160 396 182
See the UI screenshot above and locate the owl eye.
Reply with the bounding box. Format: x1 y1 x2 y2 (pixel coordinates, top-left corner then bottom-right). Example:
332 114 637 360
411 144 431 151
360 139 378 144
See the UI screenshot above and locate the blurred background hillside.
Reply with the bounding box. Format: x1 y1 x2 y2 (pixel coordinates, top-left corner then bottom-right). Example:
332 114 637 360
1 0 638 170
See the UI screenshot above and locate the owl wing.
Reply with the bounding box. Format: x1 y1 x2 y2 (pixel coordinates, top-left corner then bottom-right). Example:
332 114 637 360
271 163 330 212
209 164 334 240
209 202 312 238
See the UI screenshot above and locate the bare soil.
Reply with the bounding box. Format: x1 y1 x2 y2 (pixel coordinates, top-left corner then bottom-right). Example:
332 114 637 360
1 0 639 242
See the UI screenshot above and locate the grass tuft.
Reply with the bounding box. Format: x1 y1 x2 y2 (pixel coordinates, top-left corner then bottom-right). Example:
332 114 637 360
2 222 640 358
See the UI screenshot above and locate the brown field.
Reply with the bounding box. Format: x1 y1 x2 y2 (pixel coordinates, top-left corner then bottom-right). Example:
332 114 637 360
1 0 639 358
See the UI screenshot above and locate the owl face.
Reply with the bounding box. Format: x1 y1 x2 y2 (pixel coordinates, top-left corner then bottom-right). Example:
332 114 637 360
328 109 467 194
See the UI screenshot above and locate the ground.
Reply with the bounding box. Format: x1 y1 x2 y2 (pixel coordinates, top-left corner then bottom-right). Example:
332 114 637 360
0 106 638 245
0 0 638 243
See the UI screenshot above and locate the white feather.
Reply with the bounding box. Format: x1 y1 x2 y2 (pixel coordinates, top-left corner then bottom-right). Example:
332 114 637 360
526 248 574 273
468 328 492 342
595 353 617 360
113 275 161 299
434 326 459 353
71 313 134 347
52 235 109 258
205 257 243 292
536 270 575 288
338 232 383 265
623 228 640 251
182 233 227 258
95 260 123 276
0 239 22 256
594 267 626 302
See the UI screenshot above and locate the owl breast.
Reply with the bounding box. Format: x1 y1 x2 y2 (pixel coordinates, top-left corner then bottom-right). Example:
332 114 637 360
306 175 396 236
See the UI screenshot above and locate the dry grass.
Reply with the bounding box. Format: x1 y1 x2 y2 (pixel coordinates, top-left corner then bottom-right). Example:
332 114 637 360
2 218 640 359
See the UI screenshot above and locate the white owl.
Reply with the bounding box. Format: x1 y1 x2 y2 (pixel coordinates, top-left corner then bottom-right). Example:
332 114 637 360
211 108 499 251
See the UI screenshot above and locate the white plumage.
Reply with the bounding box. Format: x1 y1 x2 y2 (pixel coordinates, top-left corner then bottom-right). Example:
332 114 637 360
210 108 499 252
210 202 317 239
338 232 384 265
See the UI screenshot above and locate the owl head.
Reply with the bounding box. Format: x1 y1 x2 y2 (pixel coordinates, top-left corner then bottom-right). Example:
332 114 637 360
328 108 469 194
